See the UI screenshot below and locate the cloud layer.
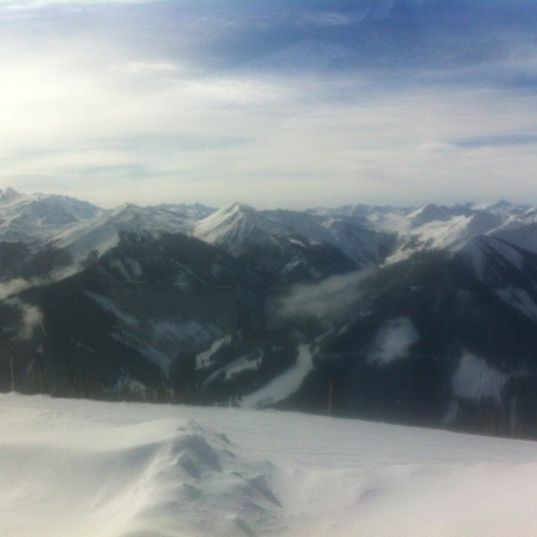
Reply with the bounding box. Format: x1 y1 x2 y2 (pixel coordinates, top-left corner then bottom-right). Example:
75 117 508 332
1 0 537 207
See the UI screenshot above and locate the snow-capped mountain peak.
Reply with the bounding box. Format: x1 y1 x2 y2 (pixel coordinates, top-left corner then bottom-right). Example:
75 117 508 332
408 203 454 226
2 189 536 284
0 186 23 205
194 202 273 254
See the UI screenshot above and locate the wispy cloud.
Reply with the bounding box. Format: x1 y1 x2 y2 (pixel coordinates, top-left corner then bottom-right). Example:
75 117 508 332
452 134 537 149
298 10 365 27
275 269 370 324
1 1 537 207
0 0 154 8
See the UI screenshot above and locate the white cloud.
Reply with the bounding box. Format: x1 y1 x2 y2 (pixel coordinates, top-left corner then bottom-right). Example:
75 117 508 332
299 11 365 27
0 0 154 9
0 4 537 208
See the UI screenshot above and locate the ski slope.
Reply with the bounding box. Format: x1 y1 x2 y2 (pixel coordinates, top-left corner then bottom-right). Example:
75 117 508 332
1 394 537 537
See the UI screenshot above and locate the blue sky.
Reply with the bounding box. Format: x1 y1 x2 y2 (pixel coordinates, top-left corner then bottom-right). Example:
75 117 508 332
1 0 537 207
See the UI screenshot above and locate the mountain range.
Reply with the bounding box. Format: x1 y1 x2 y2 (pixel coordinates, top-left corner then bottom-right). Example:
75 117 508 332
2 186 537 438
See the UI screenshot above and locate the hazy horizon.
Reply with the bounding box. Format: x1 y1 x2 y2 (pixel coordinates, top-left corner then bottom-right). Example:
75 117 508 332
1 183 532 212
1 0 537 208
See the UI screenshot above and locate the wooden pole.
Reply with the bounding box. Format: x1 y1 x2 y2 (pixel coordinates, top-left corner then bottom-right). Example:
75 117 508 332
327 379 334 417
9 355 15 393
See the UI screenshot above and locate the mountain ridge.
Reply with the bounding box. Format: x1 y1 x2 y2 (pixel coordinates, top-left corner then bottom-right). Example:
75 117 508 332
2 187 537 438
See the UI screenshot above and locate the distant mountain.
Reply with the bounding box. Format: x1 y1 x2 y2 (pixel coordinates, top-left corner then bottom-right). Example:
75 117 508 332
0 188 216 265
408 203 457 226
194 203 272 254
0 187 103 244
58 202 214 263
2 188 537 438
2 187 531 273
194 202 394 268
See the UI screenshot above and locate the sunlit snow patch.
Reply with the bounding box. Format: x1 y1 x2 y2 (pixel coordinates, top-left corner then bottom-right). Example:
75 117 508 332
367 317 419 365
196 335 232 370
452 351 507 402
241 344 313 408
203 353 264 389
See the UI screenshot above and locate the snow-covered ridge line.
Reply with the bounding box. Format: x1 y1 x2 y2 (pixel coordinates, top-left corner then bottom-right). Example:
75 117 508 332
2 185 535 268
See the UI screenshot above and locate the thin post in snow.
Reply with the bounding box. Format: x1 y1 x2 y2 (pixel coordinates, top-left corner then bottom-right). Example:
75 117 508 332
327 379 334 417
9 355 15 393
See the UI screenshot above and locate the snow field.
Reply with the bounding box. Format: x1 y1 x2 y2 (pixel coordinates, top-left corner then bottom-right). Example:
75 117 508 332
2 394 537 537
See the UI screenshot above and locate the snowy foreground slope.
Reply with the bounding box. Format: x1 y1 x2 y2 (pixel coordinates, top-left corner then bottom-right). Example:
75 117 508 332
2 395 537 537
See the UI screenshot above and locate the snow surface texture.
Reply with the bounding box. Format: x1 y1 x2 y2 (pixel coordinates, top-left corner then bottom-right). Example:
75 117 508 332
3 394 537 537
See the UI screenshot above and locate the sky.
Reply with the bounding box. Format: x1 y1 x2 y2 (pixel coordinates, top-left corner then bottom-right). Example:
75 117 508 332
1 0 537 208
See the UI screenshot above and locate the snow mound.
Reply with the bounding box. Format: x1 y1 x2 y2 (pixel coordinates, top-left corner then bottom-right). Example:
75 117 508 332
125 420 282 537
0 407 281 537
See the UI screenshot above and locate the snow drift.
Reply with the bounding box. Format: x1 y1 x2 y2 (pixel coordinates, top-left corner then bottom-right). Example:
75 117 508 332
2 394 537 537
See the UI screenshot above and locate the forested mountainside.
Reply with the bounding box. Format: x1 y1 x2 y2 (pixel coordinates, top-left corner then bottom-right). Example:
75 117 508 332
2 187 537 437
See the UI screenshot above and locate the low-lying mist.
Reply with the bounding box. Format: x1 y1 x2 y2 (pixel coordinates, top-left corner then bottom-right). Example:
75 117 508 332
273 268 372 326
